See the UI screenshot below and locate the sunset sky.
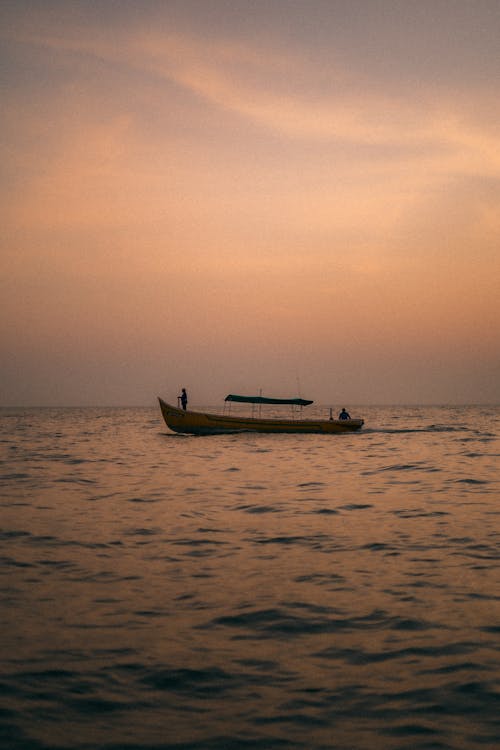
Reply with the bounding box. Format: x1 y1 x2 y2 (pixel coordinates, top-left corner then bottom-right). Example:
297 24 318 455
2 0 499 406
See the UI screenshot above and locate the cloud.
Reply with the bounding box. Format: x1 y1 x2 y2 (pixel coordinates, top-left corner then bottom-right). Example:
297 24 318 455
3 21 500 289
6 20 500 166
3 19 499 261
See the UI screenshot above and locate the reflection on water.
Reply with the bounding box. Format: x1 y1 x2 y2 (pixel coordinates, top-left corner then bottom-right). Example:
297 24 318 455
1 405 499 749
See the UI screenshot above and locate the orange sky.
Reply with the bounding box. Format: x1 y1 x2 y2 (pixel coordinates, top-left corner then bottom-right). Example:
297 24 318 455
2 1 500 405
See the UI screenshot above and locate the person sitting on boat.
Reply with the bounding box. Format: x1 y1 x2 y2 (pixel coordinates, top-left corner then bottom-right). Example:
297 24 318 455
179 388 188 411
339 408 351 420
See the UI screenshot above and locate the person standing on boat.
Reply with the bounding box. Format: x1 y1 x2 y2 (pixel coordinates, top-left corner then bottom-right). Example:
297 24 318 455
339 408 350 420
179 388 188 410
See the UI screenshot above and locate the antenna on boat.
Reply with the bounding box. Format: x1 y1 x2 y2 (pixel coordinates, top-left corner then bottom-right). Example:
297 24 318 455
296 375 303 414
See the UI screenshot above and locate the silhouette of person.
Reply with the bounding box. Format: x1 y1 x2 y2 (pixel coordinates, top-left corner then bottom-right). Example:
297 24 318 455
339 408 350 420
179 388 188 410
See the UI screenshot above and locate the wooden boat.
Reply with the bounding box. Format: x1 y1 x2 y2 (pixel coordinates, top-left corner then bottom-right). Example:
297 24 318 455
158 395 364 435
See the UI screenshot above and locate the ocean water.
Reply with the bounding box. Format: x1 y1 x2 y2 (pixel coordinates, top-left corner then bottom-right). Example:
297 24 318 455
1 404 499 750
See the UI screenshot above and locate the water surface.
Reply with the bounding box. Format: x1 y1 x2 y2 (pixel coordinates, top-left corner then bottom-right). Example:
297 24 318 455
1 405 499 749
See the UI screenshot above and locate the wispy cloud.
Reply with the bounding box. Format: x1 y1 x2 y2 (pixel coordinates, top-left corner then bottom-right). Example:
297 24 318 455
7 23 500 173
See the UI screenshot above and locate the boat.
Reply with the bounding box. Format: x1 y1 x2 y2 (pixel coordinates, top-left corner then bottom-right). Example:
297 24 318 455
158 394 364 435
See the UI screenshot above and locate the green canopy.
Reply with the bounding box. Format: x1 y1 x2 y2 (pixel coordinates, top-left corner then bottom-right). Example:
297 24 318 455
225 394 313 406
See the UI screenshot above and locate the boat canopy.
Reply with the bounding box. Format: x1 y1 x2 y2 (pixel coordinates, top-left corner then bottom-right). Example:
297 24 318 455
225 394 313 406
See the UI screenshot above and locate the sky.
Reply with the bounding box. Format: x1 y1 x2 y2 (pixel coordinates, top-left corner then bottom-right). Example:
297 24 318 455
2 0 500 406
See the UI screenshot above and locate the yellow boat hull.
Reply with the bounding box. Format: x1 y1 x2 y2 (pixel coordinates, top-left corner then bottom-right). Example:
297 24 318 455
158 398 364 435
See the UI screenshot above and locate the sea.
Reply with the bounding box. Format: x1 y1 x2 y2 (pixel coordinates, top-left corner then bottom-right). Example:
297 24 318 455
1 404 499 750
